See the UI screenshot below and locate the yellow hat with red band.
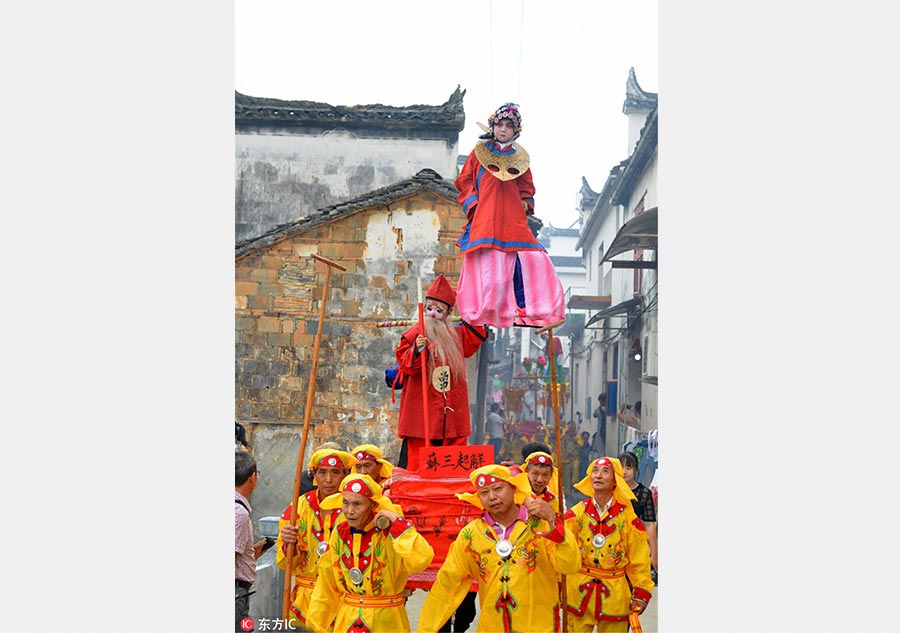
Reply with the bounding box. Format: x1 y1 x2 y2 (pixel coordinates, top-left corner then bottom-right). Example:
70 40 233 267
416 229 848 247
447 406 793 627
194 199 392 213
573 456 636 503
307 448 356 474
350 444 395 479
455 464 533 510
521 450 555 470
320 473 402 514
520 451 560 497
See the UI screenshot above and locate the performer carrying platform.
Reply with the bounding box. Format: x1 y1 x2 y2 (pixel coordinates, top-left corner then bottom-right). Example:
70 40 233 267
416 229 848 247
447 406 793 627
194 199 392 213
275 448 355 628
565 457 654 632
306 473 434 633
350 443 394 486
522 449 561 508
394 274 486 471
454 102 565 328
418 464 580 633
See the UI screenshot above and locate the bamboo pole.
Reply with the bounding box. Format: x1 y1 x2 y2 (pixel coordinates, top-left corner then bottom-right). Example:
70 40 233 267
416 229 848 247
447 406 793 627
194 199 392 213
375 316 461 328
280 253 346 622
537 320 568 631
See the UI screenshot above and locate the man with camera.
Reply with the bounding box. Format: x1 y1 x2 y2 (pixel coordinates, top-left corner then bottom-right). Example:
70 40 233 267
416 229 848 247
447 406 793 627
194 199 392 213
235 451 269 631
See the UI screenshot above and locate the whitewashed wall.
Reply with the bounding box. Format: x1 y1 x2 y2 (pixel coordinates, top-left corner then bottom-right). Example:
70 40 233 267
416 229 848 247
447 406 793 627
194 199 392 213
236 131 459 241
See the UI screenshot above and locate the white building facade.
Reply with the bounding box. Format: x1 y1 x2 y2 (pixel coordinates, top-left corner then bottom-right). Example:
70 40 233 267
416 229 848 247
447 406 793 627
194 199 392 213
570 69 658 453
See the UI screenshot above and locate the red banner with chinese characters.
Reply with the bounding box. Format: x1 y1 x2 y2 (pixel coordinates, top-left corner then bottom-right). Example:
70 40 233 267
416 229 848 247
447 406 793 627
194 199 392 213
389 462 484 590
416 444 494 479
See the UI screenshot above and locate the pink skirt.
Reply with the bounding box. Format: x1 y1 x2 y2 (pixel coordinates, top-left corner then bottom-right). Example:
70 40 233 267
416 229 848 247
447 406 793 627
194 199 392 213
457 249 565 328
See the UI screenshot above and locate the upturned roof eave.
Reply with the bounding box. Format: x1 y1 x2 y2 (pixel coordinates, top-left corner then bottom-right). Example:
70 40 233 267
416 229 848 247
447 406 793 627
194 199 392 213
622 67 658 114
575 161 627 250
611 105 657 206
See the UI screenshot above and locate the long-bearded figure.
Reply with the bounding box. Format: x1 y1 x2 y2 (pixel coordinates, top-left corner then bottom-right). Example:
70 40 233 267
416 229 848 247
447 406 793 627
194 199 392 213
395 274 487 471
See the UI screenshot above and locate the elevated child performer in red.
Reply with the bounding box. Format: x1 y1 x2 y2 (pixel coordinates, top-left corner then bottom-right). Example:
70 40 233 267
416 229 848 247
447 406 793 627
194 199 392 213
454 102 565 328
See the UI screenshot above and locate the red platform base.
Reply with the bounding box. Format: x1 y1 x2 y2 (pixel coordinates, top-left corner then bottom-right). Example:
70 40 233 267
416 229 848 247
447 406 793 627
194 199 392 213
389 464 483 590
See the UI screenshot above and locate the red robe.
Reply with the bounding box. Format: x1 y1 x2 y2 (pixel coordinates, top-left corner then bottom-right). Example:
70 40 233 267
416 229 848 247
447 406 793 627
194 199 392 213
395 320 486 441
454 143 541 253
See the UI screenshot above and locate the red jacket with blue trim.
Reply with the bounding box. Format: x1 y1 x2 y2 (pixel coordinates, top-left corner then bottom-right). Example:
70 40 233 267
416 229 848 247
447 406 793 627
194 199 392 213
454 142 542 253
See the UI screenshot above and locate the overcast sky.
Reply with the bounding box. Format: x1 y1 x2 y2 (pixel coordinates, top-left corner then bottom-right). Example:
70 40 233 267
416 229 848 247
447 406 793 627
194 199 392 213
236 1 658 230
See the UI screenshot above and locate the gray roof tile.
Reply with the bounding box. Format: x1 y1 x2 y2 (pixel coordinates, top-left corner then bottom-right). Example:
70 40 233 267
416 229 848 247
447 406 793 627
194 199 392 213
235 169 458 257
235 86 466 132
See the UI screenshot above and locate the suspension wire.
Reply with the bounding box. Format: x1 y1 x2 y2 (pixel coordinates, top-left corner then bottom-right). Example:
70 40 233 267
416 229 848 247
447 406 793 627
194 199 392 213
517 0 525 101
489 0 495 103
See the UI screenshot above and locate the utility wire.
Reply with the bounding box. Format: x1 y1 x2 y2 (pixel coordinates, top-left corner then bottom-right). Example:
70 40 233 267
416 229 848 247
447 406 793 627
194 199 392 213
517 0 525 101
489 0 495 103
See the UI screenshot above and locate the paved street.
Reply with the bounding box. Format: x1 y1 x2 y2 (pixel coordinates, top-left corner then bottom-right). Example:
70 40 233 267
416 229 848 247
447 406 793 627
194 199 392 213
405 583 658 632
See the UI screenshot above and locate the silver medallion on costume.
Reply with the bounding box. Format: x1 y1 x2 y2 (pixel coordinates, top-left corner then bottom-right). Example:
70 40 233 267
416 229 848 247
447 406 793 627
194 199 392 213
592 533 606 549
495 539 514 559
349 567 364 586
316 541 328 556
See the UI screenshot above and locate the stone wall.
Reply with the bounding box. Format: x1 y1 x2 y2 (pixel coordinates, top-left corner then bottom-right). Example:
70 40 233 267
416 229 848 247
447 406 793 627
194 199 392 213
235 189 467 521
236 131 459 241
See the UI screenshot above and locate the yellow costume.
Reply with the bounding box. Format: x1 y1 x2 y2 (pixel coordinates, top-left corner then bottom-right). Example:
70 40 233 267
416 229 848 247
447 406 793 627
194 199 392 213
275 449 354 627
565 458 654 632
562 427 581 487
519 450 566 514
418 465 581 633
350 444 394 484
306 474 434 633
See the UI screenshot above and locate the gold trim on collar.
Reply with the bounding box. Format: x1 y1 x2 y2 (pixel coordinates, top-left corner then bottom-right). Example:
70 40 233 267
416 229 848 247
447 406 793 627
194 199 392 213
473 140 530 182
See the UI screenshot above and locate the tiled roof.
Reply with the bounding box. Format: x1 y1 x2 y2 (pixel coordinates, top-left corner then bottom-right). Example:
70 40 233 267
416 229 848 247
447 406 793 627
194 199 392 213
623 67 658 114
235 169 458 258
578 176 600 213
527 215 543 240
612 104 657 205
576 161 628 251
235 86 466 132
550 256 585 268
545 227 581 238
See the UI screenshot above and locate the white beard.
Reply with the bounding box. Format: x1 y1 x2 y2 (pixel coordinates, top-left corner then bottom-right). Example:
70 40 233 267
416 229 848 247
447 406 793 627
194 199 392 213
424 316 466 379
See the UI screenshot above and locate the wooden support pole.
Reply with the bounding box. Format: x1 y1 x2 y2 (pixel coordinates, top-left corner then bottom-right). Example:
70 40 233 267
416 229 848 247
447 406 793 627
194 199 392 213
375 316 461 328
545 326 569 631
417 278 432 448
280 253 346 622
472 327 491 445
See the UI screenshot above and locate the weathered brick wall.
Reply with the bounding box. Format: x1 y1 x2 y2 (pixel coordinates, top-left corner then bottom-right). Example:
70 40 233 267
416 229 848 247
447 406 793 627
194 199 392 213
236 190 468 521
